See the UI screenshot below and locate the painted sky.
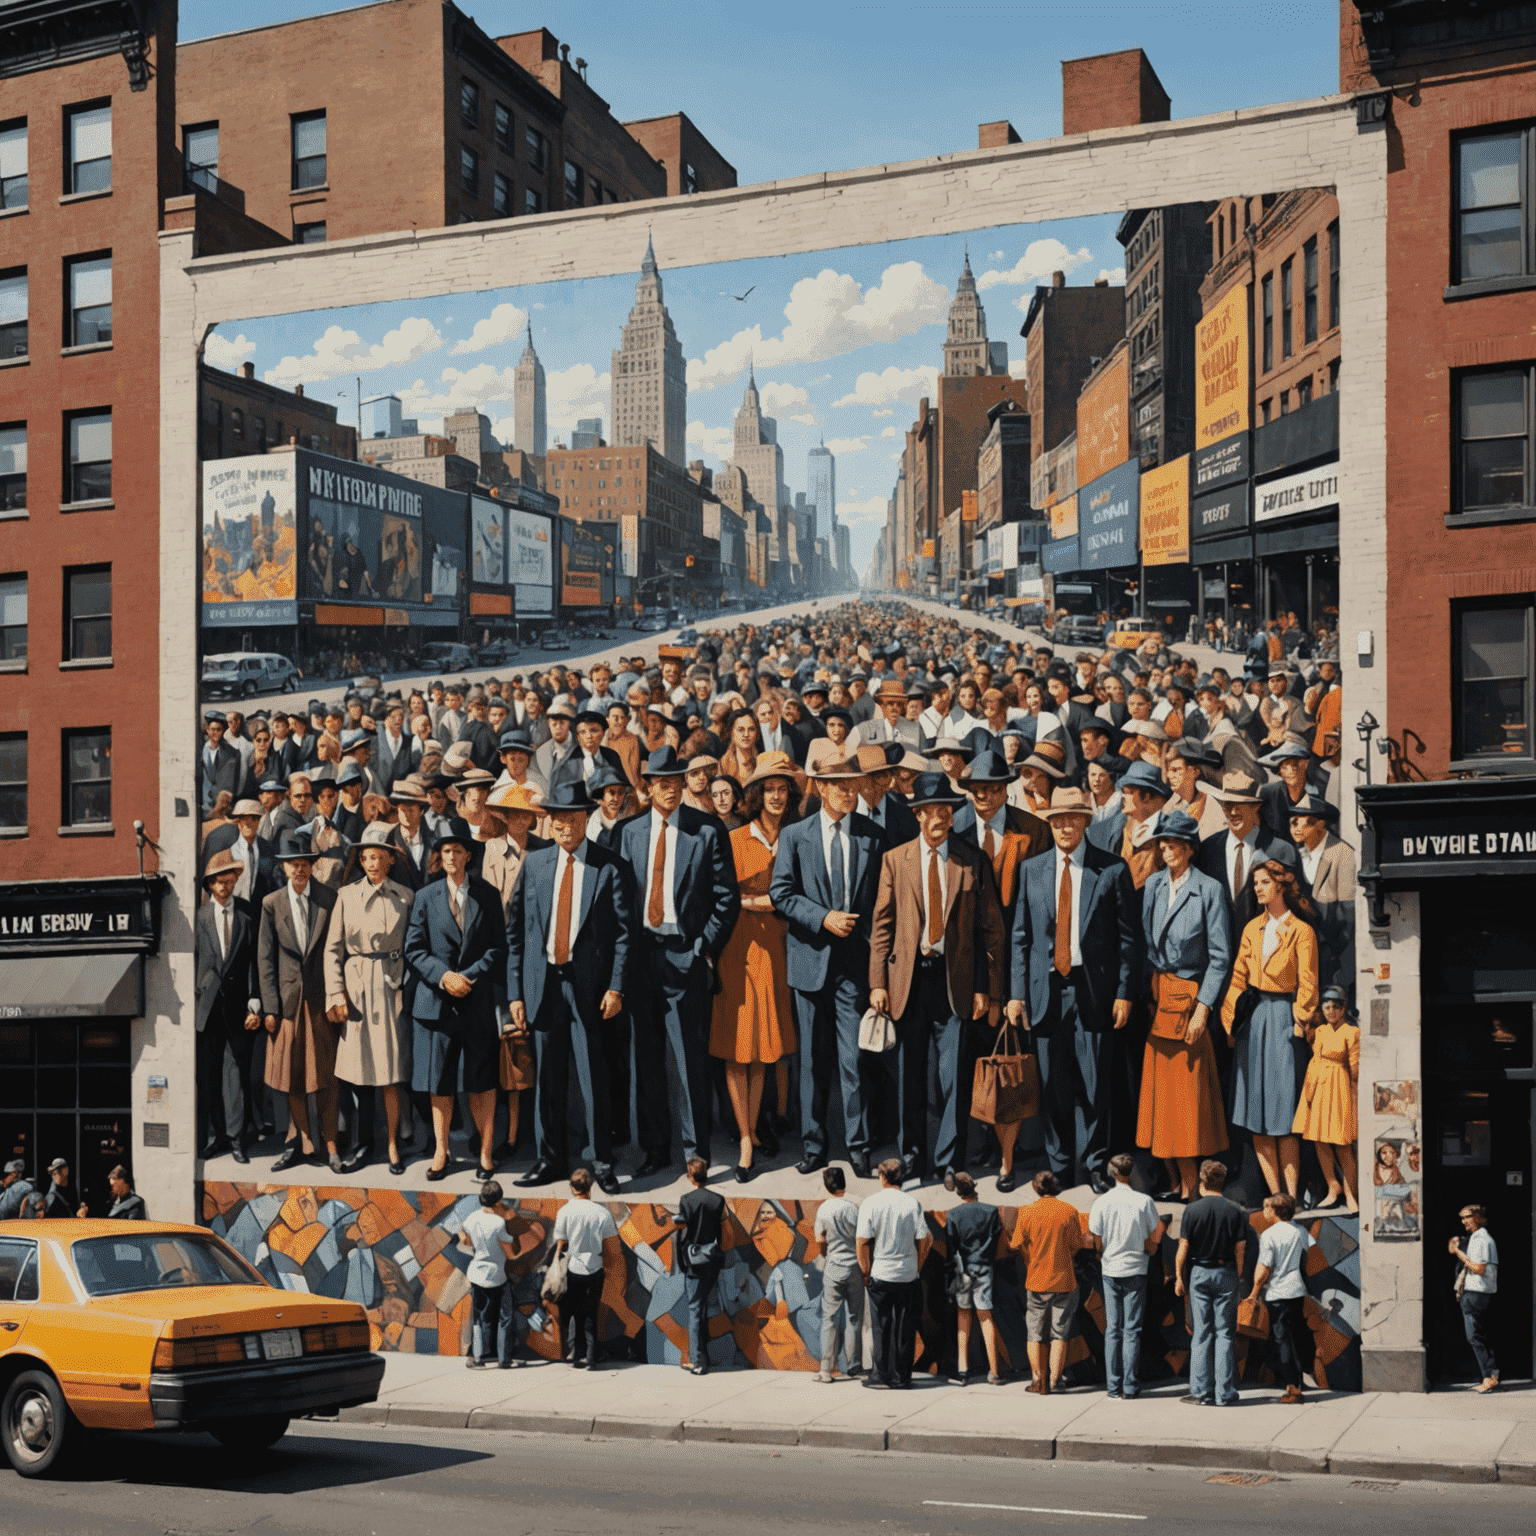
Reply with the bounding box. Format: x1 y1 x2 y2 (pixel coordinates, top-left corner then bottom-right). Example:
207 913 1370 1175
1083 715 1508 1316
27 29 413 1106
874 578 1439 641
207 215 1133 573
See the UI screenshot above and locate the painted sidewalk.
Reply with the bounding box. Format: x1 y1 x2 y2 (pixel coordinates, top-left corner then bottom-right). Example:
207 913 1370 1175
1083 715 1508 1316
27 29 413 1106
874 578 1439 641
339 1353 1536 1484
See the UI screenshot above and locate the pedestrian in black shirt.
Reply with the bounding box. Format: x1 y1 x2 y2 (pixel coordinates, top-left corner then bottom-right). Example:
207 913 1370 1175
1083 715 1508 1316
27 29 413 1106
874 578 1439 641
1175 1159 1247 1406
946 1172 1004 1385
676 1157 726 1376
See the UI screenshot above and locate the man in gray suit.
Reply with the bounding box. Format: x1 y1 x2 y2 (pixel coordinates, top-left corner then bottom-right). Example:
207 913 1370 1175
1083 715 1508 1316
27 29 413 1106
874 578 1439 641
855 680 922 750
1289 792 1356 991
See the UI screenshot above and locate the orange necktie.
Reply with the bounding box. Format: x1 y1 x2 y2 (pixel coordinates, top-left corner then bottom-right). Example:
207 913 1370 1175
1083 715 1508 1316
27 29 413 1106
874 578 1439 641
1054 859 1073 976
983 826 997 861
647 819 668 928
554 853 575 965
927 848 944 949
1232 843 1246 902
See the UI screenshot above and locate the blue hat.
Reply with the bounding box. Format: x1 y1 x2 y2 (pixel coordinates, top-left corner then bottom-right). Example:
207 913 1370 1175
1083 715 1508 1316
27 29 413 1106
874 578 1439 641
258 776 288 794
574 703 609 726
641 746 688 778
588 766 630 795
1119 761 1172 799
961 749 1017 786
543 778 599 815
308 764 337 787
962 726 1001 758
276 830 318 861
340 728 369 751
908 771 968 810
431 816 476 852
498 727 534 754
1151 807 1201 845
1260 739 1313 764
335 760 365 788
204 710 227 725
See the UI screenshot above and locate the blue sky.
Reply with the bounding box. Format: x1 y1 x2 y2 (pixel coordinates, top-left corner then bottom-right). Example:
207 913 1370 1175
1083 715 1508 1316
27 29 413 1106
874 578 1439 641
179 1 1340 189
207 215 1134 571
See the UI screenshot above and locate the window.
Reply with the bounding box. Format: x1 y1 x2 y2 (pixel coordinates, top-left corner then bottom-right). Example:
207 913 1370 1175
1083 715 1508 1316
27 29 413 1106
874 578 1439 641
1297 377 1313 407
294 220 326 244
564 159 583 207
1454 600 1534 764
253 416 266 450
291 111 326 190
525 126 547 173
460 78 479 127
0 426 23 510
201 395 221 457
590 177 603 205
0 576 24 660
493 172 511 216
0 120 26 209
67 254 111 346
1456 129 1527 283
1329 357 1340 396
231 407 244 441
1261 273 1273 373
1328 219 1340 328
1303 236 1318 345
1458 366 1533 512
65 567 109 660
63 728 110 827
460 145 478 196
0 268 26 359
0 734 23 828
67 104 111 194
183 122 218 192
525 187 543 216
683 162 699 195
1280 257 1293 360
494 103 512 151
67 410 111 502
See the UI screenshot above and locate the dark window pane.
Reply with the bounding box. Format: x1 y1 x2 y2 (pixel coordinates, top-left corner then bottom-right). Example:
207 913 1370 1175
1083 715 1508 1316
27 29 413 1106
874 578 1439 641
71 616 110 658
35 1067 73 1109
79 1065 130 1110
1462 607 1528 680
0 1066 29 1107
1463 437 1526 507
1462 207 1524 281
292 115 326 159
1461 677 1530 759
1462 370 1525 438
81 1025 128 1061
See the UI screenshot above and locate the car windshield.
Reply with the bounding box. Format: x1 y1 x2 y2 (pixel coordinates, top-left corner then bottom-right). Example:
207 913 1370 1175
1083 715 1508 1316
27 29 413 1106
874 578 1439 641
71 1234 266 1297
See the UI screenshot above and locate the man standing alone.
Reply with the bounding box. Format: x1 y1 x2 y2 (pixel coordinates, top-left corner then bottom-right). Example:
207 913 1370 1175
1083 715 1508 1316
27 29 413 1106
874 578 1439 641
856 1158 924 1389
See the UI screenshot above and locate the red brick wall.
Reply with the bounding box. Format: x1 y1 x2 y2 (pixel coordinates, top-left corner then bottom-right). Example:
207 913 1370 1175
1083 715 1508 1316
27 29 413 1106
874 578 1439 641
1062 49 1170 137
624 113 737 197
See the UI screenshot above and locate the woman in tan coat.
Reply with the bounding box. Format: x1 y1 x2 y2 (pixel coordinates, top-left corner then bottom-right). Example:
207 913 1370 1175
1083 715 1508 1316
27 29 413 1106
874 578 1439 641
324 823 414 1175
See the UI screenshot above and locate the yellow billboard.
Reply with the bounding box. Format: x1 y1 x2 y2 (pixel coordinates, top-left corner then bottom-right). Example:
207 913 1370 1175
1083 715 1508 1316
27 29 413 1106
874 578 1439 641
1140 456 1190 566
922 538 936 558
1075 344 1129 486
961 489 978 522
1195 284 1250 448
1049 493 1078 541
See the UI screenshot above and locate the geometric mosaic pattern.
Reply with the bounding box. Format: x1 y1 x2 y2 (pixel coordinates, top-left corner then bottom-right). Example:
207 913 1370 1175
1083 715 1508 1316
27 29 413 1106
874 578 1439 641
200 1183 1360 1388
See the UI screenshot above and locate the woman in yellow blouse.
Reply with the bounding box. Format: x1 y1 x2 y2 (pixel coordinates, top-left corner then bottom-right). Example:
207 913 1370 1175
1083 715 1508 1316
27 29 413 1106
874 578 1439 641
1220 860 1320 1199
1293 984 1361 1212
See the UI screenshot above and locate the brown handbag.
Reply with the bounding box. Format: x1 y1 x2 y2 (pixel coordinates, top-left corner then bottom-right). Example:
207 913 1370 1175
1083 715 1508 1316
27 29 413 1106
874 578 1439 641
1149 972 1202 1042
1236 1294 1269 1338
499 1031 536 1091
970 1022 1040 1126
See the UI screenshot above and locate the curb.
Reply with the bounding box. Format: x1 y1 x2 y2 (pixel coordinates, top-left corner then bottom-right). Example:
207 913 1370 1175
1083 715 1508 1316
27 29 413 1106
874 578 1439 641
1327 1454 1498 1485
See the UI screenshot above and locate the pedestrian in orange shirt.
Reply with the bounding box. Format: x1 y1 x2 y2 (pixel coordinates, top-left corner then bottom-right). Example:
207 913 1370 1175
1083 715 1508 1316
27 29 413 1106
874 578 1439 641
1011 1170 1086 1393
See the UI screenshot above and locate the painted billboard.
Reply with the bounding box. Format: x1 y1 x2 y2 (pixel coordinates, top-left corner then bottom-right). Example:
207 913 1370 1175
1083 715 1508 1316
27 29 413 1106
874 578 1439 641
1140 455 1191 567
1080 459 1139 570
1049 493 1079 541
471 496 506 585
1075 341 1130 487
510 507 555 618
202 456 298 626
562 519 616 607
1195 283 1250 450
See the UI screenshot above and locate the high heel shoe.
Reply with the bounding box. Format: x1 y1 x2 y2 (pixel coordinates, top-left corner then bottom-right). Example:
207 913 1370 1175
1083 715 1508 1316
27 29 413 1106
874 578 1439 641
734 1162 755 1183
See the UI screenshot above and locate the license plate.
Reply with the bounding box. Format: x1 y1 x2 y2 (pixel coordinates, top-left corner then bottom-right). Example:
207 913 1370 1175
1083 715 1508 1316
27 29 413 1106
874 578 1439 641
261 1328 303 1360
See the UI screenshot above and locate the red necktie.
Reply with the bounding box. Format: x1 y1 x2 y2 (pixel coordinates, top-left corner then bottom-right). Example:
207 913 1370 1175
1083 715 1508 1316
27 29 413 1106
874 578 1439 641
554 853 575 965
927 849 944 949
647 821 667 928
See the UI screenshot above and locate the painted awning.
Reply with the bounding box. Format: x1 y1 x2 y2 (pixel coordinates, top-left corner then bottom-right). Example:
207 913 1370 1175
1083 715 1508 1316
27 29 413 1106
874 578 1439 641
0 954 143 1018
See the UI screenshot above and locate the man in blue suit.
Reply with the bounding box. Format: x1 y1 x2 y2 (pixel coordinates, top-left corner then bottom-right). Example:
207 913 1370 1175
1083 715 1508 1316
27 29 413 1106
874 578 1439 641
1194 770 1302 934
507 780 634 1194
619 747 739 1177
769 751 886 1179
405 818 508 1182
1006 786 1140 1193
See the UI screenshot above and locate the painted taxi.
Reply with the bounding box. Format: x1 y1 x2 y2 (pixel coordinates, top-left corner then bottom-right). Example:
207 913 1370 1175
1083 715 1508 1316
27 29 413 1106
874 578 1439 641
0 1221 384 1477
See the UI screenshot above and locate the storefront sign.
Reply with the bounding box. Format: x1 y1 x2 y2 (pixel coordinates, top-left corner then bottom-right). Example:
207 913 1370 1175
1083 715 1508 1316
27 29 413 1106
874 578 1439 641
1139 455 1190 567
985 527 1003 576
961 489 978 523
1079 460 1139 571
1193 431 1249 495
1195 285 1250 450
1193 484 1251 539
0 879 162 957
1254 459 1341 524
1361 781 1536 883
1017 561 1044 598
1041 536 1079 575
1048 493 1078 541
1076 345 1129 486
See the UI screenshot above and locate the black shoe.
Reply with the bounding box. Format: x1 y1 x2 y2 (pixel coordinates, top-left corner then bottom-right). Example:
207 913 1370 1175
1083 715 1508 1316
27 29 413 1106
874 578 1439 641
473 1165 496 1184
340 1147 371 1174
1089 1171 1114 1195
571 1359 587 1370
850 1152 872 1180
861 1377 888 1390
389 1160 406 1177
493 1141 517 1162
259 1122 276 1139
200 1138 229 1160
634 1153 671 1178
997 1170 1017 1194
271 1145 302 1172
425 1161 454 1182
690 1364 709 1376
795 1154 828 1176
593 1166 621 1196
1178 1394 1214 1406
898 1153 920 1183
514 1160 564 1188
230 1145 250 1165
734 1163 754 1183
327 1153 345 1175
757 1124 780 1157
891 1379 912 1390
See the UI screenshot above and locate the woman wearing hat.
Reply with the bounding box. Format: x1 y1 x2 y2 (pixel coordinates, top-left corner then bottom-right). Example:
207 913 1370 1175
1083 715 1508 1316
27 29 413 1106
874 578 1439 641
1292 986 1360 1212
1014 740 1066 815
325 824 414 1176
710 752 801 1181
1137 809 1232 1201
1220 861 1321 1199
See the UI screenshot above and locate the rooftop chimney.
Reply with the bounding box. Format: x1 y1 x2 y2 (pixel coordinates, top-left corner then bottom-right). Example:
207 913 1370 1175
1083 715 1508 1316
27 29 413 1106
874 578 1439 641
240 362 255 379
294 383 303 396
1094 276 1108 287
1061 48 1170 137
978 120 1022 150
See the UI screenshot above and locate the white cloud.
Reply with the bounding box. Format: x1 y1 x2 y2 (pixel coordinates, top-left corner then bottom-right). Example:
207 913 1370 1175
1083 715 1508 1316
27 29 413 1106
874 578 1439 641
686 260 949 394
987 250 1004 262
787 412 818 427
880 426 897 439
1099 266 1126 286
976 239 1095 292
546 363 610 441
837 495 889 527
205 331 256 371
825 436 869 456
832 364 937 409
872 408 894 418
398 362 517 419
758 380 810 412
450 302 530 356
687 420 734 462
264 316 443 389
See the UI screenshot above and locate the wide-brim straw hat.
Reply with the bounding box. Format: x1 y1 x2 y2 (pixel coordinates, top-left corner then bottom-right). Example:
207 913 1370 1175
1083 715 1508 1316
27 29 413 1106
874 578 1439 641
743 750 805 789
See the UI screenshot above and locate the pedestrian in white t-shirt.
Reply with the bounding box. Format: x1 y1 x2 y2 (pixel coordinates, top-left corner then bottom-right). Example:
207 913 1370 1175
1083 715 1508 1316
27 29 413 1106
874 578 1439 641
1088 1152 1165 1399
553 1168 619 1369
1450 1203 1500 1392
1249 1192 1314 1403
457 1181 520 1368
856 1158 924 1388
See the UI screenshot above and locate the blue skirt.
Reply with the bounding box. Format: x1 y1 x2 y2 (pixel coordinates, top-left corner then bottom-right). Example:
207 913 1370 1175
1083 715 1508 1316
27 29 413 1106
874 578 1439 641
411 1016 500 1096
1230 993 1306 1137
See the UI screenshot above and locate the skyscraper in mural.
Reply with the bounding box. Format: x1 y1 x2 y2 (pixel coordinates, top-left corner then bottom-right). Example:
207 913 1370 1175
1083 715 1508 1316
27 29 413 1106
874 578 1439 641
943 251 1006 376
807 440 837 565
513 323 547 457
728 361 786 524
611 234 687 465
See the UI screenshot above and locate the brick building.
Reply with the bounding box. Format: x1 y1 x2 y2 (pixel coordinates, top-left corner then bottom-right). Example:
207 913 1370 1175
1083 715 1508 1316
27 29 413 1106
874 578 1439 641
622 112 737 198
1021 273 1126 468
199 361 356 462
1060 47 1170 137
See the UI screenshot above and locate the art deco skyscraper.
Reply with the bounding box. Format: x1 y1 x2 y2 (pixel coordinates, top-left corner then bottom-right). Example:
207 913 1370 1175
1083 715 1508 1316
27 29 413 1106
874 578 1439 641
806 440 836 562
513 322 547 456
944 251 997 377
611 234 687 465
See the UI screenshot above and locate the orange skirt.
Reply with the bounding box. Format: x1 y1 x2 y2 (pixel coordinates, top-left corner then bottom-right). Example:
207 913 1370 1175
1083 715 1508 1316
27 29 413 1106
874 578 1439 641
1137 1030 1229 1160
709 911 797 1065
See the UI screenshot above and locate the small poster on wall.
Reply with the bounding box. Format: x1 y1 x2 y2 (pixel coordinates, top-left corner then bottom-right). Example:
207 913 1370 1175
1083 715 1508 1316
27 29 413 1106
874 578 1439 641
1372 1080 1419 1119
1373 1130 1421 1240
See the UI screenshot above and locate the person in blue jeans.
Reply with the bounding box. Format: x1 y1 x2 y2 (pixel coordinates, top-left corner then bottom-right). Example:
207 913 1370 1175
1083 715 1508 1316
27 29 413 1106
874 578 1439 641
457 1180 521 1368
1088 1152 1166 1399
675 1156 726 1375
1175 1159 1248 1406
1450 1203 1500 1392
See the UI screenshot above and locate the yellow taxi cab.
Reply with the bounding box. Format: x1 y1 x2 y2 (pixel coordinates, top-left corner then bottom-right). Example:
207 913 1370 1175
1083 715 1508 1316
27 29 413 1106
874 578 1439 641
0 1220 385 1477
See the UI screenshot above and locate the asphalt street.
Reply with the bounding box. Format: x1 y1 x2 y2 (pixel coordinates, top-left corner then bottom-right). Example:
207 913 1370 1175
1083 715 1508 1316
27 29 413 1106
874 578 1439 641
8 1419 1534 1536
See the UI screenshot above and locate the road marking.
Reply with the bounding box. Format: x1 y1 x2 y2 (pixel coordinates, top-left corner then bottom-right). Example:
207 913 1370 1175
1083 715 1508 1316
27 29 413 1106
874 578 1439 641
924 1501 1147 1522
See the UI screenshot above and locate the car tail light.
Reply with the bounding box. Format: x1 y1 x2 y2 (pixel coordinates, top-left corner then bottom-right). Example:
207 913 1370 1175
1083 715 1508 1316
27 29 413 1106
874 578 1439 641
301 1320 370 1355
152 1333 247 1371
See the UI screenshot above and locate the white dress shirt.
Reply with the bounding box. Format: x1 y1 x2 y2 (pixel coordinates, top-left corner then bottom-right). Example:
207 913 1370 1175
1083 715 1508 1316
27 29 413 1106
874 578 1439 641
400 827 426 870
920 839 949 956
1227 826 1262 900
1299 837 1324 890
818 810 851 908
760 722 785 755
643 810 680 933
1054 841 1086 966
546 843 588 962
445 873 469 928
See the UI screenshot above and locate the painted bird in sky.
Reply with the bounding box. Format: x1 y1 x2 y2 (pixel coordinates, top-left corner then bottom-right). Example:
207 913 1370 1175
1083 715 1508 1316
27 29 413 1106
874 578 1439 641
719 286 755 301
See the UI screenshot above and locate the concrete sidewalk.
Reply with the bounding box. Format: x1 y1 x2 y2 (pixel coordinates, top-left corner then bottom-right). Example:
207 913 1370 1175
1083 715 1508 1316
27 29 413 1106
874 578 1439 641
340 1354 1536 1484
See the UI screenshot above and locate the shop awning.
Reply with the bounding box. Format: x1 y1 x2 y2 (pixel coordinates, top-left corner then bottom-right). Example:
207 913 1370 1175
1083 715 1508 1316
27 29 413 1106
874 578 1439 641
0 954 143 1018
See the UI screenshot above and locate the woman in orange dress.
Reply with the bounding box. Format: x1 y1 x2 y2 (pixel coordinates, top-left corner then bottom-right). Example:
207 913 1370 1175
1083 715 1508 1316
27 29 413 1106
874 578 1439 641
710 750 800 1182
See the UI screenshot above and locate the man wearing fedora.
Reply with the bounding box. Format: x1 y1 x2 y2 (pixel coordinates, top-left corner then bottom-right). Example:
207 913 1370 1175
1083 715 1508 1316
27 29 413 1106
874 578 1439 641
1290 792 1356 991
870 772 1005 1186
201 711 243 817
1195 771 1302 934
770 751 886 1178
507 780 635 1194
620 746 740 1178
555 706 632 795
1258 737 1328 846
202 798 279 907
851 743 920 850
196 849 262 1164
956 748 1050 857
383 775 433 890
1006 787 1139 1193
1088 761 1170 891
534 703 578 788
405 817 508 1180
855 680 922 750
257 831 342 1172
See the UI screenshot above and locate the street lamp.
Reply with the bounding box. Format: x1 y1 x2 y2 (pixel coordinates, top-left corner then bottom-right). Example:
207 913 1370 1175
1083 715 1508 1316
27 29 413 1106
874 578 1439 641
1355 709 1379 786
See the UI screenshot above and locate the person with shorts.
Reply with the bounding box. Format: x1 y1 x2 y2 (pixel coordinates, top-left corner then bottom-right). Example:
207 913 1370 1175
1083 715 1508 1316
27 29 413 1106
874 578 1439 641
1010 1169 1085 1393
946 1172 1004 1385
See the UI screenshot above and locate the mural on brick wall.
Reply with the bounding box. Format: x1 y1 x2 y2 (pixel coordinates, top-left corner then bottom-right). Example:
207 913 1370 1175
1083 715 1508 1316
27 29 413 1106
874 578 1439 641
203 1183 1359 1388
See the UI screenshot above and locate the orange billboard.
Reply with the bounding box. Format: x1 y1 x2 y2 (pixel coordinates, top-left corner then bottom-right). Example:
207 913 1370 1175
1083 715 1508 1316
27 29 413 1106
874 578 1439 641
961 489 978 522
1140 456 1190 566
1196 284 1250 448
1075 343 1129 486
1049 493 1079 541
